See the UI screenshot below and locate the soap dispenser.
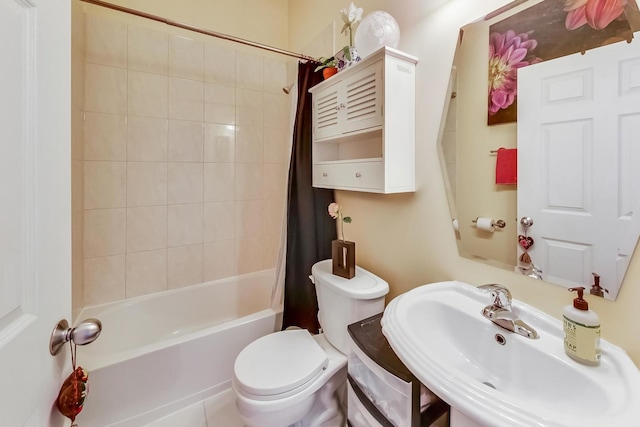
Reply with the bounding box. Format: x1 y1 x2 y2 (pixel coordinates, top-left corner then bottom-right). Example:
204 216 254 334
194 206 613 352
563 287 601 365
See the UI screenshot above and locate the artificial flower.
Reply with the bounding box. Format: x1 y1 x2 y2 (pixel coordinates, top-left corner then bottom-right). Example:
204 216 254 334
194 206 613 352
328 202 352 241
564 0 628 30
488 30 539 115
340 2 363 46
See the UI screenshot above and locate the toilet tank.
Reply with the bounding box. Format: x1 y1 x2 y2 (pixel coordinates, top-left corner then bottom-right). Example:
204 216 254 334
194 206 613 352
311 260 389 354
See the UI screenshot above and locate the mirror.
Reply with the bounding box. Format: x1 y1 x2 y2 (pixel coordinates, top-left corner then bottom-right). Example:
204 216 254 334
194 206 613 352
439 0 640 300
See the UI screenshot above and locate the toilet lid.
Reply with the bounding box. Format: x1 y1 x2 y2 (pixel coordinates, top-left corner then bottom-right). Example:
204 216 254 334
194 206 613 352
234 330 328 397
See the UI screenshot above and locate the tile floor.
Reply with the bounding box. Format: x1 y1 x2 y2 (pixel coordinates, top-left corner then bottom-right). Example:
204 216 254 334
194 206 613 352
144 389 244 427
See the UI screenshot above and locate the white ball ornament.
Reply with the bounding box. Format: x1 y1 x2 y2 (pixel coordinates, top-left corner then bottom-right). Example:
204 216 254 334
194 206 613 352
354 11 400 59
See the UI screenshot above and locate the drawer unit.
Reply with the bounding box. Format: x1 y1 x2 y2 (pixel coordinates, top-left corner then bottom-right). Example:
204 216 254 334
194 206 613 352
313 159 384 191
347 313 449 427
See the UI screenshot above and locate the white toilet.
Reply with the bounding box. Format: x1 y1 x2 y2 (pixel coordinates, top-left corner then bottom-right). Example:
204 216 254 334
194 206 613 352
232 259 389 427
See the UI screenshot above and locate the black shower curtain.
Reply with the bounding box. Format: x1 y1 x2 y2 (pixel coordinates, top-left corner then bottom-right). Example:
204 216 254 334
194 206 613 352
282 62 336 333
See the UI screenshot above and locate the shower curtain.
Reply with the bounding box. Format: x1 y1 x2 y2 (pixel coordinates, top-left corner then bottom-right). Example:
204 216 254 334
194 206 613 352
282 62 335 333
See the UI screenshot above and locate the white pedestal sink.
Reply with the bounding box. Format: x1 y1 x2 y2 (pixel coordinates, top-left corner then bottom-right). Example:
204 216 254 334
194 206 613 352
381 281 640 427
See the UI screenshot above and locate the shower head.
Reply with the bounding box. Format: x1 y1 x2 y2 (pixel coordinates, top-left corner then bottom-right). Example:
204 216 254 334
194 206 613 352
282 82 294 94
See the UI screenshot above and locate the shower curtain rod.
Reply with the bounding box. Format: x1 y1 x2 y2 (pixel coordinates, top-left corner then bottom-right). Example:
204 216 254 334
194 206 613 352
80 0 317 62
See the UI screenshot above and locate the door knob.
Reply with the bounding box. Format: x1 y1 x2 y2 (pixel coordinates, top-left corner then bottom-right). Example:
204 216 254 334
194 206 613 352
50 318 102 356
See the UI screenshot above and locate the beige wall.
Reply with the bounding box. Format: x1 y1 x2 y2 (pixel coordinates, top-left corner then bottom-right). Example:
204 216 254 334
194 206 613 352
289 0 640 367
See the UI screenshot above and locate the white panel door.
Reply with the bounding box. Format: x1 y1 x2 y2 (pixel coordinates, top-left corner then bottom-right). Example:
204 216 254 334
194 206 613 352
0 0 71 425
518 40 640 300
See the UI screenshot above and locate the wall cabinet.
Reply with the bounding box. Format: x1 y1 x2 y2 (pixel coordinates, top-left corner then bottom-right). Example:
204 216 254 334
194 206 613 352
309 47 418 193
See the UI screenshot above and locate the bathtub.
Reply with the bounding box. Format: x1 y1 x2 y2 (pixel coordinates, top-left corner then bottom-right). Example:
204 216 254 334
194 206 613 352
74 269 280 427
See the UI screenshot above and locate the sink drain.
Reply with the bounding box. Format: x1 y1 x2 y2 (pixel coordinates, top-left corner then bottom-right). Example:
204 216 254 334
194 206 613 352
483 381 496 389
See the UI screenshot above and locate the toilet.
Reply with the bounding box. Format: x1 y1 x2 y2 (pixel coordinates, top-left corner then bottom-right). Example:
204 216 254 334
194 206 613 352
232 259 389 427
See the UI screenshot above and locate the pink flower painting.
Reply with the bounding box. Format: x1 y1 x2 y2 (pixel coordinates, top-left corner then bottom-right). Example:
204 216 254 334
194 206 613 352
486 0 637 125
488 30 539 116
564 0 629 30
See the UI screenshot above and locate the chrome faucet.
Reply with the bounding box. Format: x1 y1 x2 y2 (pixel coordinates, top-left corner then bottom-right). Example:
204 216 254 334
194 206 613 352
477 284 539 339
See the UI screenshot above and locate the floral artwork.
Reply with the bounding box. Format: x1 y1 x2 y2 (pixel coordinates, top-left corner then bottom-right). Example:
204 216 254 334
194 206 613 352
488 0 638 125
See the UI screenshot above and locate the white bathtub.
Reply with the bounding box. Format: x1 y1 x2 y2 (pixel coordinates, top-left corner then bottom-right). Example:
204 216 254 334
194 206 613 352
75 269 280 427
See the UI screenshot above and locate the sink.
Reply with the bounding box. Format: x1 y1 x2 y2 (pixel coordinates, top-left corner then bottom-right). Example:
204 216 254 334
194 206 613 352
381 281 640 427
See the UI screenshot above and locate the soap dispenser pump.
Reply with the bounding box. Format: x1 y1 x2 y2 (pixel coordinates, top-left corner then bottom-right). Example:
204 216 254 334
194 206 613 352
563 287 601 365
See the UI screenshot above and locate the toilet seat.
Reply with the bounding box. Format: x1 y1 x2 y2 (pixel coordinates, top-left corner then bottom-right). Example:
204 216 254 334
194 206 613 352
233 330 328 400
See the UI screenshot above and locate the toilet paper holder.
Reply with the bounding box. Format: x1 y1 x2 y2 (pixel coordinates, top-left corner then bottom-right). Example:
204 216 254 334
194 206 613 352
472 217 506 229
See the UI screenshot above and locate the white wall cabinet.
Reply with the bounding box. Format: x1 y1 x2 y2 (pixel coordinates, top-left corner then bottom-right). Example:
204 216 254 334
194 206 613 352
310 46 418 193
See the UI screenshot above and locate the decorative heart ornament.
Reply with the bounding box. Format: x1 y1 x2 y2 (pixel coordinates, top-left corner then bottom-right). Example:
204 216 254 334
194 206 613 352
518 235 534 250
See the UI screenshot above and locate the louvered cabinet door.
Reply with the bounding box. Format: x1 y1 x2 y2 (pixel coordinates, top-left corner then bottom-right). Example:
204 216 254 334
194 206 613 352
313 84 341 141
342 60 384 135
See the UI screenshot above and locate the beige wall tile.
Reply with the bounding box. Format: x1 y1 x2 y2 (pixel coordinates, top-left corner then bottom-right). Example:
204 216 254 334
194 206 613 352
85 64 127 114
235 163 263 201
236 51 263 91
204 202 235 242
72 212 84 314
72 159 84 213
264 92 289 130
168 163 203 204
169 78 204 121
128 71 168 118
204 43 236 86
127 206 167 253
236 88 264 127
263 163 288 200
126 249 167 298
204 240 236 281
235 200 264 239
85 14 127 68
84 208 126 258
168 204 203 247
127 116 168 162
84 112 126 161
127 162 168 207
236 125 264 163
263 57 288 95
204 123 235 163
235 237 264 274
264 128 289 164
168 120 204 162
263 198 284 235
84 255 126 305
204 163 235 202
168 244 203 289
72 107 84 161
204 83 236 125
169 35 204 81
263 233 282 270
84 161 126 209
128 25 168 75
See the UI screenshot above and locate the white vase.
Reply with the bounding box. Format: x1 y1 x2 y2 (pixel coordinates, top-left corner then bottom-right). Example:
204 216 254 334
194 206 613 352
336 46 361 71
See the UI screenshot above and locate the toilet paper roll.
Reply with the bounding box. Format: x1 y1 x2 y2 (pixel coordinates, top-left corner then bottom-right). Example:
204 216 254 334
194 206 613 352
476 217 495 232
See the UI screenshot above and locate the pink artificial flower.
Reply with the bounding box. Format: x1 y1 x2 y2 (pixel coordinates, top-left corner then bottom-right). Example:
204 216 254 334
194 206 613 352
564 0 628 30
328 202 340 219
488 30 538 115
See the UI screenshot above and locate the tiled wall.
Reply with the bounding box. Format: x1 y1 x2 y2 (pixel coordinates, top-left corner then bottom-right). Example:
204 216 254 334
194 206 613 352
71 0 85 318
82 13 292 306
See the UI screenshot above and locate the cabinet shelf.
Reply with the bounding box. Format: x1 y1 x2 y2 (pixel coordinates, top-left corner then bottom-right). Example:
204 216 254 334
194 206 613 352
310 46 417 194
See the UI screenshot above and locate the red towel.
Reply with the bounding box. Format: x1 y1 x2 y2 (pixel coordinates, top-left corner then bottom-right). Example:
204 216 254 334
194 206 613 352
495 148 517 185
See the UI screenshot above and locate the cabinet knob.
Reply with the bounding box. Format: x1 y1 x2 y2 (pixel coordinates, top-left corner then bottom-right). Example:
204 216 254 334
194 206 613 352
355 172 362 178
323 172 328 177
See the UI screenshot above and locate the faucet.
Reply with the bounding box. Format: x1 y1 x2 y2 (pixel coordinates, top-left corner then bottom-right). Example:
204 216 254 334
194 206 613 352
477 284 539 339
